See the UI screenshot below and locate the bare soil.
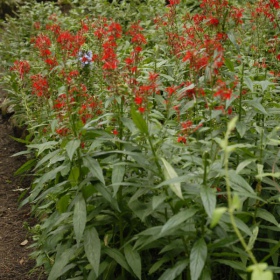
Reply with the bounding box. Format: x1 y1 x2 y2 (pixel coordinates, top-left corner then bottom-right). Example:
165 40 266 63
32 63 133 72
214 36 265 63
0 99 45 279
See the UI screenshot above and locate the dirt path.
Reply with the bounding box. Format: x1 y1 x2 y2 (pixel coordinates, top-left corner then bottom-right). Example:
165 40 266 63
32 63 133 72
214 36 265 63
0 100 44 279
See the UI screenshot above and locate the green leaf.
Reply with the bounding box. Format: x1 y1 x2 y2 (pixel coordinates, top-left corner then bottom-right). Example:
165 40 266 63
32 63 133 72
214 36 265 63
65 139 81 161
248 263 273 280
200 185 216 218
131 107 149 134
148 257 169 275
73 194 87 244
228 170 255 194
152 194 166 210
27 141 58 156
224 57 234 72
210 207 227 228
245 99 268 115
83 155 105 185
248 226 259 250
14 158 36 175
236 121 247 138
103 247 132 274
68 166 80 187
56 195 70 213
124 244 142 280
84 227 101 277
48 247 76 280
244 76 254 92
190 238 207 280
256 209 279 226
160 208 197 236
236 159 256 174
221 213 252 236
112 165 125 197
158 260 188 280
161 158 183 199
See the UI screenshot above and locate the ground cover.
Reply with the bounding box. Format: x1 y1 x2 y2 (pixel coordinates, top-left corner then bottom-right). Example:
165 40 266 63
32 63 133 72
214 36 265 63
1 0 280 279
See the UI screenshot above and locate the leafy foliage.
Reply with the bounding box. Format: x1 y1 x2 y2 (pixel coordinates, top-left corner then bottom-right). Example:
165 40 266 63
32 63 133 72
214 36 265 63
1 0 280 279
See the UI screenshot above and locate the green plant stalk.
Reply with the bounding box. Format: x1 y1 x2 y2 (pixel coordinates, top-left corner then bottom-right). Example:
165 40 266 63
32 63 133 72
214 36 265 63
223 118 258 265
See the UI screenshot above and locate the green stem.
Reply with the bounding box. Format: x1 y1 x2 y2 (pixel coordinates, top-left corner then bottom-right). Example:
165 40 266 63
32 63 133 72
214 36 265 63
223 118 258 265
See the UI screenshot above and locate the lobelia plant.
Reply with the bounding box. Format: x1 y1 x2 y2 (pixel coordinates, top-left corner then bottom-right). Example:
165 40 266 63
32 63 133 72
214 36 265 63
2 0 280 279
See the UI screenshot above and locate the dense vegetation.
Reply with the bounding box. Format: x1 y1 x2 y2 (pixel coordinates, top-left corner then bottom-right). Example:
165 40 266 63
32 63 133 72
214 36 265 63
1 0 280 279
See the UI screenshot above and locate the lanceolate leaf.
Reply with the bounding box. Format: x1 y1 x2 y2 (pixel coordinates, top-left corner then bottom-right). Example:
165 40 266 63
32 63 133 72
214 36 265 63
48 247 76 280
73 194 87 244
65 139 81 161
190 238 207 280
158 260 188 280
84 227 101 277
83 155 105 184
161 158 183 199
124 244 142 280
200 185 216 218
112 164 125 197
103 247 132 274
160 208 197 236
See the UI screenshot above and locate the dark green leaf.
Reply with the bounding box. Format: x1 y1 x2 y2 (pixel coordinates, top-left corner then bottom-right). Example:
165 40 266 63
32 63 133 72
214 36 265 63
158 260 188 280
124 244 142 280
131 107 148 134
83 156 105 185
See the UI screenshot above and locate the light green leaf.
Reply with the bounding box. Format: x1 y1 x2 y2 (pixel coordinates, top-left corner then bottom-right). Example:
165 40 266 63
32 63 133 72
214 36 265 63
73 194 87 244
161 158 182 199
124 244 142 280
248 263 273 280
84 227 101 277
65 139 81 161
160 208 197 236
83 156 105 184
200 185 216 218
190 238 207 280
158 260 188 280
48 247 76 280
248 226 259 250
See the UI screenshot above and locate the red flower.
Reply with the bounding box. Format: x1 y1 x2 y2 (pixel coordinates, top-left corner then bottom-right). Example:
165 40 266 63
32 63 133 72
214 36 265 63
112 129 119 135
31 74 49 97
177 136 186 144
134 96 143 105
